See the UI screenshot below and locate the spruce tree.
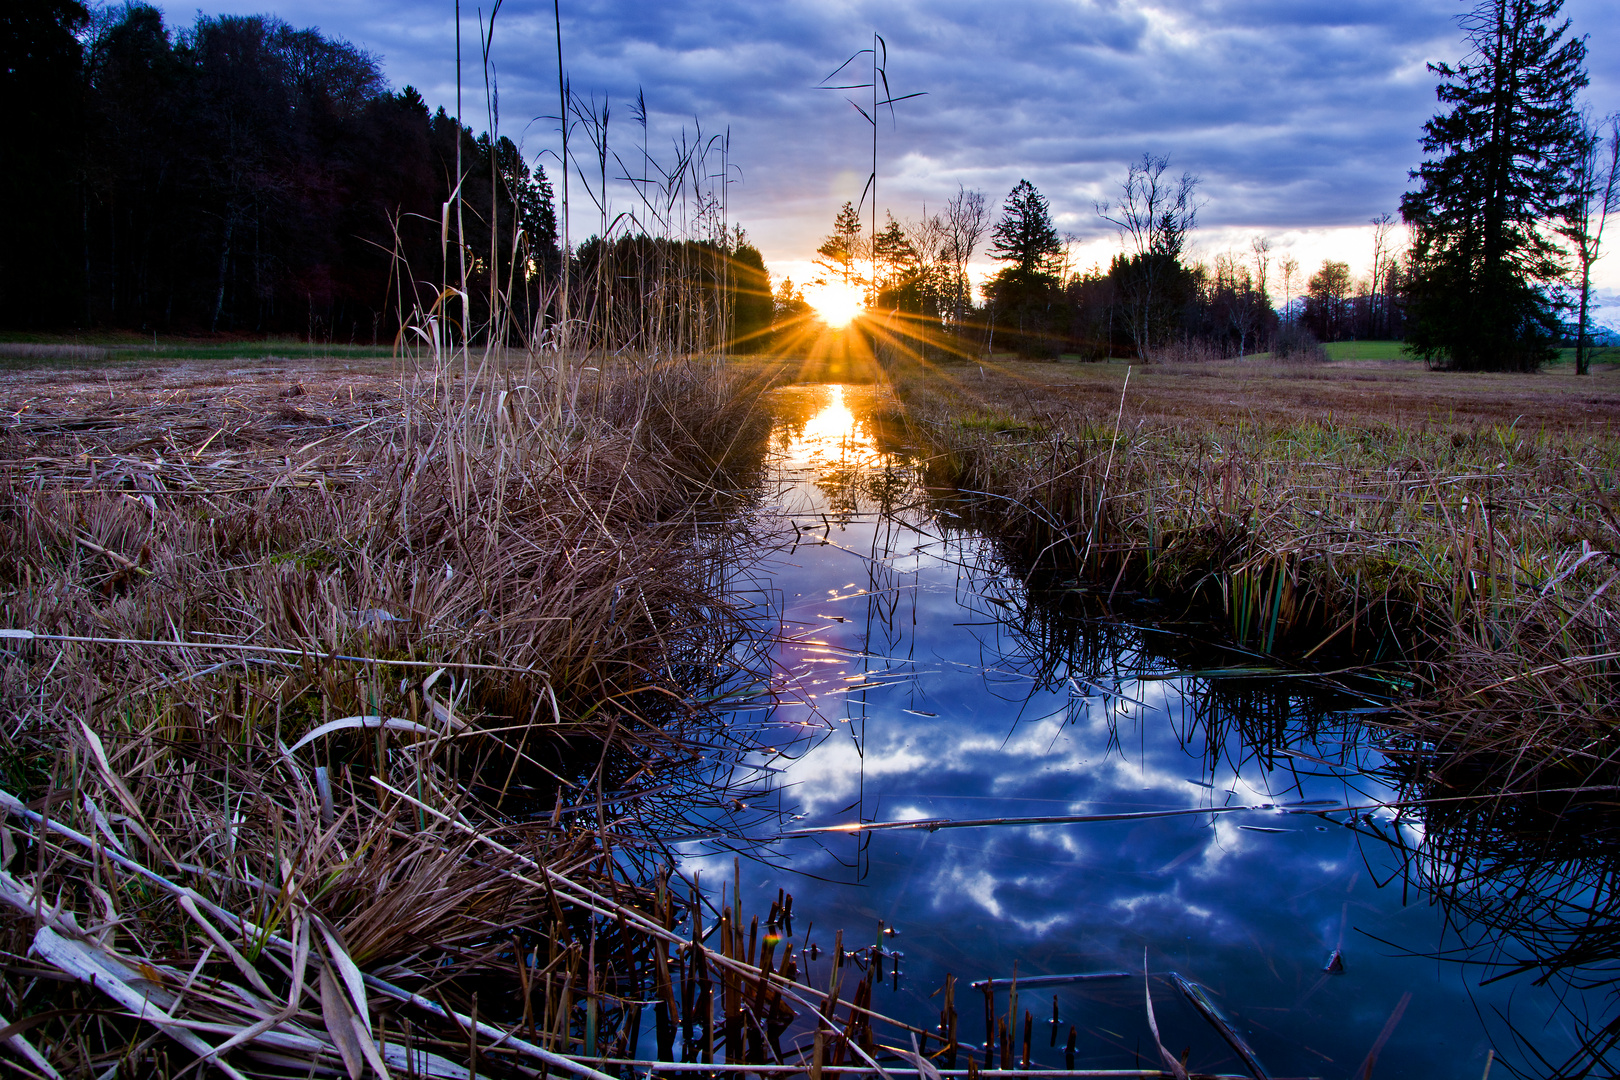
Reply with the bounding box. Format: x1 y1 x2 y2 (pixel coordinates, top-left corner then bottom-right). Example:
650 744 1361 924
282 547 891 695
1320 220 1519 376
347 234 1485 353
1400 0 1587 371
986 180 1064 356
815 201 866 288
990 180 1061 279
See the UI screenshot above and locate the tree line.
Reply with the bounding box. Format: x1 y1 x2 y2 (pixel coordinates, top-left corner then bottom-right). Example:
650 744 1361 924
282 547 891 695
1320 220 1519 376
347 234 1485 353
801 161 1411 363
1 1 773 349
802 0 1614 372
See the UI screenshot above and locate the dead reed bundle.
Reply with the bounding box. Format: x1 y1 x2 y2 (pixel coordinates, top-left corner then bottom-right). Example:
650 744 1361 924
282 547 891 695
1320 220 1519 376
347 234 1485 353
889 364 1620 786
1390 537 1619 789
0 354 792 1076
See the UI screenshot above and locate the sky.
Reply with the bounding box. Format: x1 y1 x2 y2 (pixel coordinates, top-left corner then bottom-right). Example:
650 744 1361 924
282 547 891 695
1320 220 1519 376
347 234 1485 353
179 0 1620 317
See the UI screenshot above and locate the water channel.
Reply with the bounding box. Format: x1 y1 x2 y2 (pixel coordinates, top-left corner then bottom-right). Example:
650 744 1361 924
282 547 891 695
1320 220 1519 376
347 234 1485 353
673 382 1606 1078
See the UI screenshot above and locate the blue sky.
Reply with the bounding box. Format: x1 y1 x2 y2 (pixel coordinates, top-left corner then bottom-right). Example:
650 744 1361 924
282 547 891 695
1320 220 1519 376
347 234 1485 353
181 0 1620 310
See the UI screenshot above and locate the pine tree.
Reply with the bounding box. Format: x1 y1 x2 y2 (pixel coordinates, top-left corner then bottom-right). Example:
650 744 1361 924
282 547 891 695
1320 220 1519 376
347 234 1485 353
989 180 1061 279
815 201 866 288
1400 0 1588 371
986 180 1064 357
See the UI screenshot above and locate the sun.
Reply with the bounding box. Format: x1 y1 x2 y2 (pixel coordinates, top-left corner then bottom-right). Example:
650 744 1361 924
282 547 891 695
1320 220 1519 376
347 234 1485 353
803 280 864 328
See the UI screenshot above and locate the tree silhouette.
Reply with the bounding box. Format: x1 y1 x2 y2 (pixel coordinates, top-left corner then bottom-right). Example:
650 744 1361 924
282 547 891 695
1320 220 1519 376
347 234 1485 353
1304 260 1353 342
986 180 1063 357
1098 153 1200 360
944 186 988 329
816 201 867 290
989 180 1061 278
1561 113 1620 375
1401 0 1587 371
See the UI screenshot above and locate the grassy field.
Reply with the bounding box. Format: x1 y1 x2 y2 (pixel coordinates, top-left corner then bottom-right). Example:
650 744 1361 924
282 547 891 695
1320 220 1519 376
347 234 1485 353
898 351 1620 427
0 334 399 370
879 352 1620 791
1313 339 1620 366
1321 339 1409 360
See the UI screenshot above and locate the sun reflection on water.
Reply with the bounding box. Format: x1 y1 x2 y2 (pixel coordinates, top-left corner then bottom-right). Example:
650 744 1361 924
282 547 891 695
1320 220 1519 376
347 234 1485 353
674 383 1592 1079
767 384 907 522
774 385 881 463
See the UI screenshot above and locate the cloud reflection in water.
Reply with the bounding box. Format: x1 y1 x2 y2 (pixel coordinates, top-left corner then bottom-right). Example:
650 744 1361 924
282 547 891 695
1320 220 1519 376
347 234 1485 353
679 384 1586 1079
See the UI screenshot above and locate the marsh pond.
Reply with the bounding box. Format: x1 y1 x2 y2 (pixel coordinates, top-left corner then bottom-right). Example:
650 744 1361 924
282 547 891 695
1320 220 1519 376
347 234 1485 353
665 382 1615 1079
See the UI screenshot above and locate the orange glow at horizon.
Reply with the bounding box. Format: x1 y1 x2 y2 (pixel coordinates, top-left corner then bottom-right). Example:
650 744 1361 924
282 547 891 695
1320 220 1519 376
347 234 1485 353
802 279 864 328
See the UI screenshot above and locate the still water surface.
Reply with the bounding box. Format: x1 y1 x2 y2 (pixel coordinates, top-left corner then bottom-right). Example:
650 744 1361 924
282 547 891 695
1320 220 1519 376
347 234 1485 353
677 383 1596 1078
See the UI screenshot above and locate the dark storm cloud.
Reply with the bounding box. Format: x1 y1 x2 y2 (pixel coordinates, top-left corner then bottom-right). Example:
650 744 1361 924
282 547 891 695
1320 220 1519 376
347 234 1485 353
179 0 1620 264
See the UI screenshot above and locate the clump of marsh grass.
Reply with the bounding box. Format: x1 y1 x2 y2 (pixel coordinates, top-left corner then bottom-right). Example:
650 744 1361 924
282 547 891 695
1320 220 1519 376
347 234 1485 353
0 350 785 1076
888 362 1620 786
0 343 110 364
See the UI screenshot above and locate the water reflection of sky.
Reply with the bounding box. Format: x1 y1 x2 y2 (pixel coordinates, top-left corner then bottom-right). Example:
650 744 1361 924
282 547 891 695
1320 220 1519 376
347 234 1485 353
680 384 1582 1079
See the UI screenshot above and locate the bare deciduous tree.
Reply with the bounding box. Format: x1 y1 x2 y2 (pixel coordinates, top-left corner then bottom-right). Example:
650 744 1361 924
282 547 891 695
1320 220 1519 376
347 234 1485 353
1562 112 1620 375
906 211 949 269
904 210 951 326
944 185 988 327
1368 212 1396 338
1305 259 1353 341
1250 236 1272 296
1250 236 1272 350
1279 255 1300 327
1213 251 1263 356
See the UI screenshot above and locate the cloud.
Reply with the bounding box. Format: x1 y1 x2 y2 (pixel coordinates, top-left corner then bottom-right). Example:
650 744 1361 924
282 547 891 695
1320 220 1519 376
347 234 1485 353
179 0 1620 282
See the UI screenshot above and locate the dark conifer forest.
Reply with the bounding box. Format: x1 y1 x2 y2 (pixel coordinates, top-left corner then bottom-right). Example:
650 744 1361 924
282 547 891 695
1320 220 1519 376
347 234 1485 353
3 2 552 340
3 2 775 347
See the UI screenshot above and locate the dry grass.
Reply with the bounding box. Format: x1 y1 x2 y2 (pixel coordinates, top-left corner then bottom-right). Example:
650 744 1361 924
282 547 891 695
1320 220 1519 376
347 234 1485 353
885 355 1620 790
924 354 1620 428
0 352 813 1077
0 343 110 364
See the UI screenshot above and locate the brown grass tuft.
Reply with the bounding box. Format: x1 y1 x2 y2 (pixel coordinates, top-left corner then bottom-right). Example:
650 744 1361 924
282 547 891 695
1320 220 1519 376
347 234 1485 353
0 352 792 1076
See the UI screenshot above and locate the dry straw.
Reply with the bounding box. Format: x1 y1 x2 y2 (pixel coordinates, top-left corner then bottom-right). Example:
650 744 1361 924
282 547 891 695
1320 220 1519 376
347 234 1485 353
0 340 798 1077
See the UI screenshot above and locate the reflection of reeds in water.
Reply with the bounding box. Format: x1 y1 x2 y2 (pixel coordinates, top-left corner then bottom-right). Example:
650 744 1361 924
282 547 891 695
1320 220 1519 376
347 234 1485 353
943 533 1383 782
1367 776 1620 1078
880 359 1619 798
